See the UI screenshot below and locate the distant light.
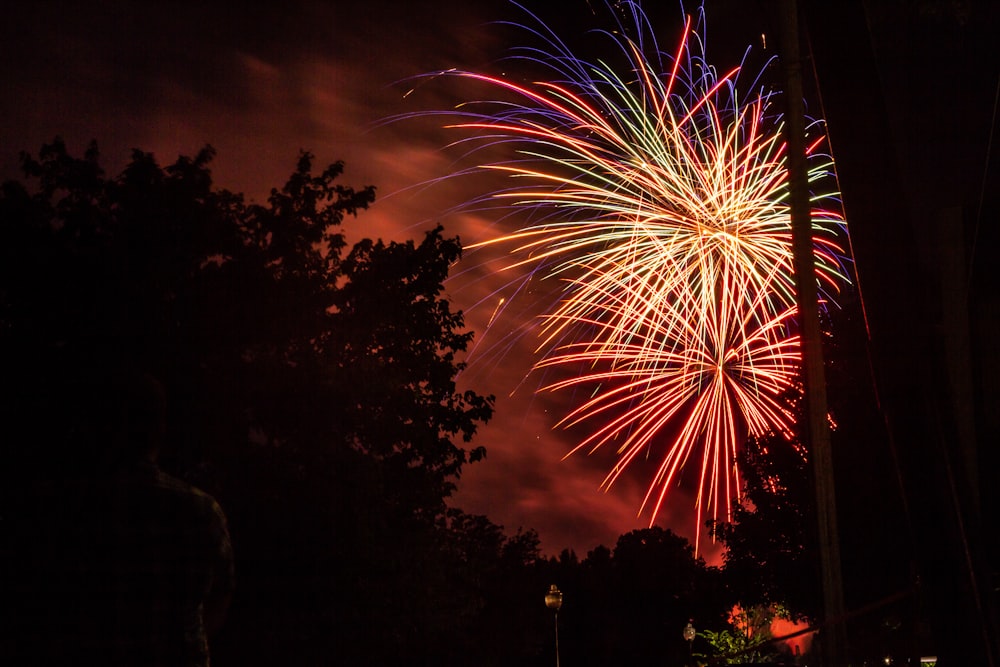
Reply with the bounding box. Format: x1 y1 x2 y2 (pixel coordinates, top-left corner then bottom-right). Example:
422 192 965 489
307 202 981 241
544 584 563 611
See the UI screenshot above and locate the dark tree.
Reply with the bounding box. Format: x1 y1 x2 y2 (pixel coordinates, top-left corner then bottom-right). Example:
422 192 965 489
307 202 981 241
709 433 821 622
709 293 919 662
612 528 731 666
0 139 495 666
435 512 550 667
537 527 731 667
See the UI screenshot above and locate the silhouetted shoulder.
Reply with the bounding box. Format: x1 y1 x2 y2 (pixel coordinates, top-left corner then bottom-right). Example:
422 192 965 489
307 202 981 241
14 463 234 667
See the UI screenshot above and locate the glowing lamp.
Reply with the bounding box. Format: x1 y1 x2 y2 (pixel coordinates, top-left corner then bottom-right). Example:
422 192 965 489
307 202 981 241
544 584 563 611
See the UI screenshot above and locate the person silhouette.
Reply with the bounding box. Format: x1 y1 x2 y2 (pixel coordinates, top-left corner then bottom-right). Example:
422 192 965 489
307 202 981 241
15 370 234 666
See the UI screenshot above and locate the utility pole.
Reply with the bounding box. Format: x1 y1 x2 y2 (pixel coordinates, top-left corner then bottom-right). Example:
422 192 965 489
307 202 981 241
777 1 847 664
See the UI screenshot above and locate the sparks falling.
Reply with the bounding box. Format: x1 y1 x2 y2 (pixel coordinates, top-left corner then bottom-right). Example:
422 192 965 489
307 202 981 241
421 1 848 545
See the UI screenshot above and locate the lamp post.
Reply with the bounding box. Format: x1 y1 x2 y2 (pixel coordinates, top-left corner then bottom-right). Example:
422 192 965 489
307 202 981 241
683 620 696 666
544 585 563 667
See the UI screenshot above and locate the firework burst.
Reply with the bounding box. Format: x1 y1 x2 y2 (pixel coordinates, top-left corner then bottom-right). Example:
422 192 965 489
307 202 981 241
414 1 847 541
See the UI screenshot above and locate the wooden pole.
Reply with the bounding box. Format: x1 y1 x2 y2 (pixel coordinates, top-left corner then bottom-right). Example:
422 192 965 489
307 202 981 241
777 1 847 664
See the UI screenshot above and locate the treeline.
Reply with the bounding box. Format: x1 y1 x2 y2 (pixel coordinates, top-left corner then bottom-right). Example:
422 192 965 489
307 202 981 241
0 141 909 666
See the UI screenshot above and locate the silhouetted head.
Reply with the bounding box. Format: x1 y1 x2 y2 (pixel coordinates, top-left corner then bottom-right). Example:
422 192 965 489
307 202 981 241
104 370 167 465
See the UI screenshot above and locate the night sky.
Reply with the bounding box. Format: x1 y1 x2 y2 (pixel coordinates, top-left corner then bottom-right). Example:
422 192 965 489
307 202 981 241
2 0 782 558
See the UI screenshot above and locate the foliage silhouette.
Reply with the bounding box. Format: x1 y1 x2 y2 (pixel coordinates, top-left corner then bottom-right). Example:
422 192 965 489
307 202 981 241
709 432 820 622
1 139 749 666
707 293 918 662
1 139 499 665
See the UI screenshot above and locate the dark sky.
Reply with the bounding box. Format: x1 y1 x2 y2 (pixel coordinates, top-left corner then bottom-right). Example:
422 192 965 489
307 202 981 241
1 0 776 558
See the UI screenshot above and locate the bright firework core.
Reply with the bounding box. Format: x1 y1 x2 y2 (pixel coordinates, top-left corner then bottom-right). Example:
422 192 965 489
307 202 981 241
425 1 848 548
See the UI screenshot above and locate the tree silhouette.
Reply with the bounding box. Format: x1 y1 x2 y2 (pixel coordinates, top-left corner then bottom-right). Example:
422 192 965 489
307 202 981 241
707 294 919 662
709 433 820 623
1 139 495 665
2 138 750 666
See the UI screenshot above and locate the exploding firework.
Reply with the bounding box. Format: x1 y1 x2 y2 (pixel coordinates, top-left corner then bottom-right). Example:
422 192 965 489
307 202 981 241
412 1 848 541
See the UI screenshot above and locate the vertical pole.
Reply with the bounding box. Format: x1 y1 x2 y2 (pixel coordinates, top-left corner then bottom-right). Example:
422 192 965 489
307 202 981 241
545 584 563 667
554 610 560 667
777 1 847 664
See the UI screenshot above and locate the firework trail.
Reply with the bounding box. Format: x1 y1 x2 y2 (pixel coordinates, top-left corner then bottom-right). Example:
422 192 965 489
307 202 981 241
413 1 847 542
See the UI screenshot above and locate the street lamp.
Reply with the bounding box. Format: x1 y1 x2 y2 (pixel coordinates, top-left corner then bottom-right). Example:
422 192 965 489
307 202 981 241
544 585 563 667
683 620 696 666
